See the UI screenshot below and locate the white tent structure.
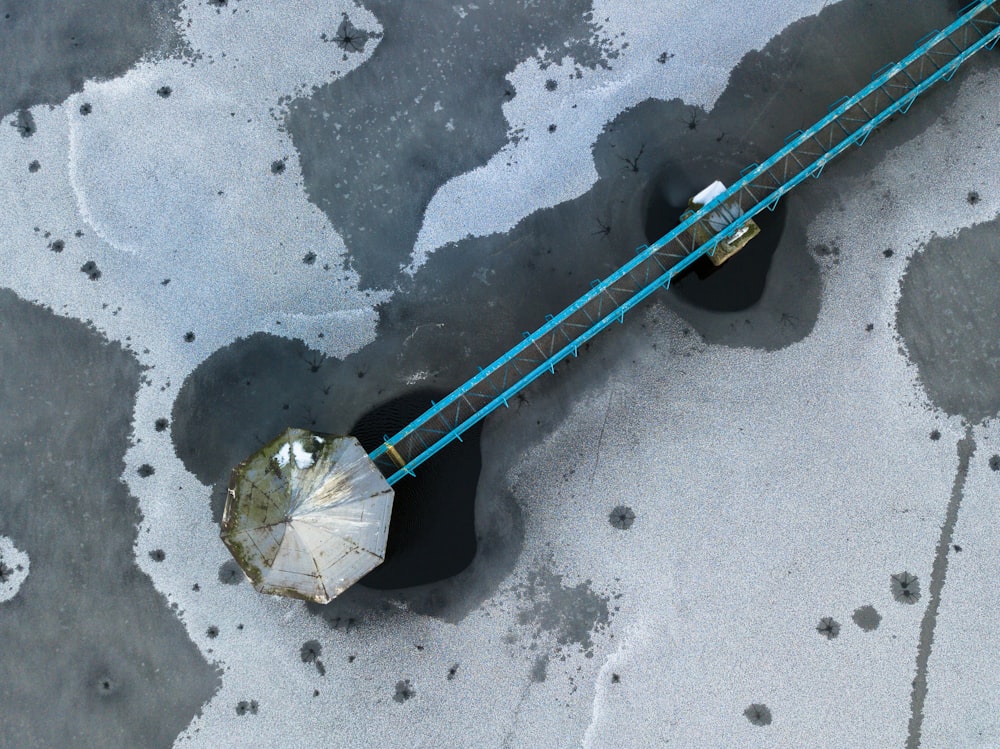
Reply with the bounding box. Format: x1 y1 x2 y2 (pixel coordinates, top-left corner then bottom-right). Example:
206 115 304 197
221 428 394 603
688 180 760 266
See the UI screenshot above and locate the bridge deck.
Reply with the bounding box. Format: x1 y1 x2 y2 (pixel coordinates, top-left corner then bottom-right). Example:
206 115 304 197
370 0 999 484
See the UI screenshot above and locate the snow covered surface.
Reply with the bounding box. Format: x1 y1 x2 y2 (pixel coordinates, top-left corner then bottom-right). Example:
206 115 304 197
0 535 30 603
1 0 999 746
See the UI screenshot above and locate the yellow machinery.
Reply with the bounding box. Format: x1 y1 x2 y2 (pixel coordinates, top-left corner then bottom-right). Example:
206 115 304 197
686 180 760 266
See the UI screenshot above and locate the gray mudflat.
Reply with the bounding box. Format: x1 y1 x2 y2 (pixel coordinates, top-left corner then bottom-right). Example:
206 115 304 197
0 289 218 748
0 0 184 119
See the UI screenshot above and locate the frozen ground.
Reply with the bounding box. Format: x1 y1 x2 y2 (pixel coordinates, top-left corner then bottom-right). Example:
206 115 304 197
1 0 999 747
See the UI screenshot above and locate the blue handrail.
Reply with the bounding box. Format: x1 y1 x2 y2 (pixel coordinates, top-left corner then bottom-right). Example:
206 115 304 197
371 0 999 484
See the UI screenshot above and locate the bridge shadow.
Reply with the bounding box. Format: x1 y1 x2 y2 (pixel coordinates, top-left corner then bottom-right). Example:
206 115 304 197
351 389 480 590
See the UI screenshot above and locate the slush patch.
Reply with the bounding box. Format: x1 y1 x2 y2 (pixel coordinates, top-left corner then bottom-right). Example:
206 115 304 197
852 605 882 631
512 565 611 654
286 0 611 288
891 572 921 604
11 109 35 137
0 289 218 747
896 220 1000 423
393 679 415 703
0 0 185 119
816 616 840 639
744 703 772 726
80 260 101 280
608 505 635 529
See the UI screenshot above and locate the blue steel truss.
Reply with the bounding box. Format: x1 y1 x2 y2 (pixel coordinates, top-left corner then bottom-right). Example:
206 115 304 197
370 0 1000 484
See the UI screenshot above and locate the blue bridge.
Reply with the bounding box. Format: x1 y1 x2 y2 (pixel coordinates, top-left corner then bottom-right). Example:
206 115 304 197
370 0 999 485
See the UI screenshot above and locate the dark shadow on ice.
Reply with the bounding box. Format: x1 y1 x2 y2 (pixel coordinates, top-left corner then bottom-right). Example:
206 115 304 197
351 389 479 589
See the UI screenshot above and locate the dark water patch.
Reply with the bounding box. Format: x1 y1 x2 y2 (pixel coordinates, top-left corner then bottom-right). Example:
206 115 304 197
0 288 218 748
93 673 119 698
816 616 840 639
852 605 881 632
321 16 373 56
300 640 322 663
907 429 975 749
11 108 35 137
891 572 921 604
512 566 610 654
286 0 613 289
896 218 1000 423
172 333 523 623
171 333 346 493
218 559 243 585
0 0 187 119
583 95 820 351
744 703 772 726
81 260 101 280
608 505 635 530
300 640 325 675
235 699 259 715
351 390 479 590
393 679 415 703
530 652 549 682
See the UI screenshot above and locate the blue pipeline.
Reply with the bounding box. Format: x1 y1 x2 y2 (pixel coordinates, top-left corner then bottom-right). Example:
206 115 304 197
370 0 999 485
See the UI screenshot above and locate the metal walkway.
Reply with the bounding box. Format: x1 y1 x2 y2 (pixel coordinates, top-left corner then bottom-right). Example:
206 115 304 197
370 0 1000 485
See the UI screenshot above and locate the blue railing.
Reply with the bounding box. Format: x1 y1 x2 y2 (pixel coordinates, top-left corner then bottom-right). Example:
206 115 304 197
370 0 999 484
